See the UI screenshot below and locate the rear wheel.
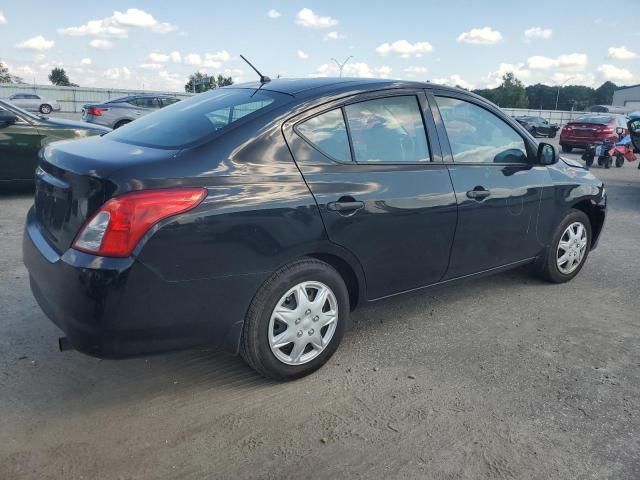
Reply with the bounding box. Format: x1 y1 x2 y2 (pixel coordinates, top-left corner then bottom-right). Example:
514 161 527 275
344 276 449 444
114 120 131 129
615 155 624 168
240 258 349 380
39 104 52 114
561 145 573 153
536 209 591 283
585 156 594 168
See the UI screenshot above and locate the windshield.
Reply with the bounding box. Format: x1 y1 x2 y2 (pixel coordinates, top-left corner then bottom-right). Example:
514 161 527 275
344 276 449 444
574 115 612 124
108 88 288 149
0 99 42 121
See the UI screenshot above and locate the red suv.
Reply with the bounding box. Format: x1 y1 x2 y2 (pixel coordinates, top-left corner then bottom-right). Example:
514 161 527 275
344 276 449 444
560 114 628 153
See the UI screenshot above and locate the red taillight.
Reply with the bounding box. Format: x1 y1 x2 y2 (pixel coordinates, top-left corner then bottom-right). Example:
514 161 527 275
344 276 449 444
599 127 614 134
73 188 207 257
86 106 107 116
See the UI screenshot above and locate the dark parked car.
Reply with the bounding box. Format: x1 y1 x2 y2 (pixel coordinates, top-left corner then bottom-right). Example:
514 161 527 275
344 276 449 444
82 94 182 129
560 114 629 153
0 99 110 186
513 115 559 138
23 78 606 380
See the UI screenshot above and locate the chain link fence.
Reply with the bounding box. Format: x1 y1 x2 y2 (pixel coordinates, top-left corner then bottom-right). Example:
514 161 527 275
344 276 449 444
501 108 588 125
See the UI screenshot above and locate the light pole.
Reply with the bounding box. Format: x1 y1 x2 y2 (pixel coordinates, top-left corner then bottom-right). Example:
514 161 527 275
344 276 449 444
555 76 575 111
331 56 353 77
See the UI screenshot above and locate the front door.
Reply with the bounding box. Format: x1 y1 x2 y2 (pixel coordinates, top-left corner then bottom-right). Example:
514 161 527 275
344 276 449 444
285 92 458 300
430 93 553 279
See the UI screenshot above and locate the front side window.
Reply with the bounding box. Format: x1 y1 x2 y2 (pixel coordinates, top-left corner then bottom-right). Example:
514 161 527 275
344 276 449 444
344 96 430 163
296 109 351 162
436 96 528 164
108 89 284 149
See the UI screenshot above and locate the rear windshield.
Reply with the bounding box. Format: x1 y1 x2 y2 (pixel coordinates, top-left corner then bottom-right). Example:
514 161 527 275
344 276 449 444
107 88 287 148
573 115 612 124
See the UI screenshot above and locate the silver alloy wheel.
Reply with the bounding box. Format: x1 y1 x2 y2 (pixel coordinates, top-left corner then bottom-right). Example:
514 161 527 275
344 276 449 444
556 221 587 275
40 105 52 114
268 281 338 366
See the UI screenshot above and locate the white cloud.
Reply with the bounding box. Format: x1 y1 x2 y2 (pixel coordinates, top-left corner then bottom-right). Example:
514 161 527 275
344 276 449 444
139 63 163 70
296 8 338 29
0 11 6 25
59 9 176 39
551 72 595 87
457 27 502 45
80 58 92 66
267 9 281 19
324 31 346 41
312 62 391 78
608 46 639 60
104 66 131 80
376 40 433 58
432 74 474 90
147 51 181 63
204 50 230 62
404 66 428 74
297 50 310 60
16 35 55 51
183 53 202 66
527 53 588 70
484 62 531 88
597 64 634 82
89 39 113 50
524 27 552 41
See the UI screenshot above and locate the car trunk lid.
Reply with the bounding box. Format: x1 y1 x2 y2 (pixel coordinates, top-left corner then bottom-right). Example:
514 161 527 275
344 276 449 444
34 136 180 254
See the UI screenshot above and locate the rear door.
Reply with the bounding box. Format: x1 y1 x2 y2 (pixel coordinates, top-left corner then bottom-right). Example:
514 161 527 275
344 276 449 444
0 106 42 182
429 91 553 278
284 90 458 300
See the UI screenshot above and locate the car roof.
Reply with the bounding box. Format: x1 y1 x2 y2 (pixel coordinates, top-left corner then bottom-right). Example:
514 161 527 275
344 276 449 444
229 77 467 98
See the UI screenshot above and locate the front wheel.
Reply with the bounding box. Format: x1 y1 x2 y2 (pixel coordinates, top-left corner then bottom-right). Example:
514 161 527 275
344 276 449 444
39 104 52 114
537 209 591 283
240 258 349 380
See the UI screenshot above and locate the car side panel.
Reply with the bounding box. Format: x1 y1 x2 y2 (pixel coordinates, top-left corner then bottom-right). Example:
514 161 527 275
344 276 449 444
0 122 42 182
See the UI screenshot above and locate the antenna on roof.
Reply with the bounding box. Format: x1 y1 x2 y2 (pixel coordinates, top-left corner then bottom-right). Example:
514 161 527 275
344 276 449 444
240 55 271 84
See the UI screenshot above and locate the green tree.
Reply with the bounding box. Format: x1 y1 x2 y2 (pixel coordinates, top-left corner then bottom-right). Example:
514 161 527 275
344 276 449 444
593 81 617 106
48 67 77 87
184 72 233 93
473 72 528 108
0 60 22 84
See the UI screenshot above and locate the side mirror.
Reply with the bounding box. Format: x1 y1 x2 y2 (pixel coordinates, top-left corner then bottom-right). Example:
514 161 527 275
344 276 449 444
0 110 18 127
537 142 558 165
629 119 640 152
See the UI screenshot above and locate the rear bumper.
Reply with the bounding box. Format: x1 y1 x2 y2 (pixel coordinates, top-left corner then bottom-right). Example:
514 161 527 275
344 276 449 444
23 207 265 358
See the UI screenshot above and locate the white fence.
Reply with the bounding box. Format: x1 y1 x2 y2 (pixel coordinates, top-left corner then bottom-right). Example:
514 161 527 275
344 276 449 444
0 84 191 113
502 108 588 125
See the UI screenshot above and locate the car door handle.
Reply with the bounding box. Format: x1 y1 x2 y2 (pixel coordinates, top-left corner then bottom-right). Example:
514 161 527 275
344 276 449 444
327 200 365 212
466 187 491 200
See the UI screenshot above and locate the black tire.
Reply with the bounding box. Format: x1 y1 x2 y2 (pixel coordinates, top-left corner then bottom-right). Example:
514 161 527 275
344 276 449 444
240 258 349 380
536 209 591 284
604 156 611 169
39 104 52 114
548 131 557 138
114 120 131 129
561 145 573 153
615 155 624 168
585 156 593 168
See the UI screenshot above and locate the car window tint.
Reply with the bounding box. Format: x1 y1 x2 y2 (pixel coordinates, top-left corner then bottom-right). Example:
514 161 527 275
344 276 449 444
297 109 351 162
108 89 282 149
344 96 430 163
436 96 528 164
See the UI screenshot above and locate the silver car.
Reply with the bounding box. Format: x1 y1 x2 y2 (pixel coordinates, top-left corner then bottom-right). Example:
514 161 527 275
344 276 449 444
81 94 181 129
6 93 61 114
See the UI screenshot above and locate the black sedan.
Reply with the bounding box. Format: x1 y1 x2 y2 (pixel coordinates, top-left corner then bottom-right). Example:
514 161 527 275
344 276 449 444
513 115 560 138
23 78 606 380
0 100 110 186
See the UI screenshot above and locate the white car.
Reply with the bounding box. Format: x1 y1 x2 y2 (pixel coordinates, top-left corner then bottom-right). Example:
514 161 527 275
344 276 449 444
6 93 61 114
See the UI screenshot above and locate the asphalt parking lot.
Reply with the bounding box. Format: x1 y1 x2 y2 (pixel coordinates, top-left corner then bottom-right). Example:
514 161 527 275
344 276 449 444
1 138 639 479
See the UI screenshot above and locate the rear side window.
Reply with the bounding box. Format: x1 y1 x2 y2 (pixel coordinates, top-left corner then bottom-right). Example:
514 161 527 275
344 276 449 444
436 96 528 164
345 96 430 163
296 109 351 162
108 89 285 149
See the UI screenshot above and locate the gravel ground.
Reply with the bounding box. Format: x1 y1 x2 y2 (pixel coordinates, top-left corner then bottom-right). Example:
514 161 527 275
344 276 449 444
1 141 639 479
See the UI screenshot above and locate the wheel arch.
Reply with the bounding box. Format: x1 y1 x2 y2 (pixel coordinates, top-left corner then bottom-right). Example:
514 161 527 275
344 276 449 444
571 199 605 249
305 251 364 311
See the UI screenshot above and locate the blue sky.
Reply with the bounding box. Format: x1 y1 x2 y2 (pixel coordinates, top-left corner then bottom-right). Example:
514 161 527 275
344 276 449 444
1 0 639 92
